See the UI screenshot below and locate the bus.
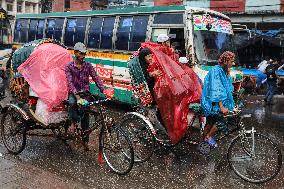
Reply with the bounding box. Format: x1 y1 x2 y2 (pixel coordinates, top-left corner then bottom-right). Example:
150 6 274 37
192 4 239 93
0 8 13 69
13 6 243 105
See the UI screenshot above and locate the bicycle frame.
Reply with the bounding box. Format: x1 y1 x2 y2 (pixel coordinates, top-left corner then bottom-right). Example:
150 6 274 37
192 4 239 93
145 106 249 147
237 126 257 160
82 102 111 136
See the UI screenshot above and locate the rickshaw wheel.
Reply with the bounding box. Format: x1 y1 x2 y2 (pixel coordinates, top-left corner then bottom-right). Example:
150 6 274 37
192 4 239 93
120 114 155 163
1 108 27 155
100 126 134 175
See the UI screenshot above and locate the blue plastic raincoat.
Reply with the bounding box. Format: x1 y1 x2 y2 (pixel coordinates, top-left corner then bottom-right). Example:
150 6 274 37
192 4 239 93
201 65 235 117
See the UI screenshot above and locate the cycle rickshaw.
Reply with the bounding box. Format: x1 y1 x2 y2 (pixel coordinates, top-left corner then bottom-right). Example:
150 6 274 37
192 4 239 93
0 39 134 175
120 42 282 183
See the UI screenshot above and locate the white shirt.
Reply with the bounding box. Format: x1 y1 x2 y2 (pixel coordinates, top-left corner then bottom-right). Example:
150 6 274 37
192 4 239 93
278 64 284 70
257 60 268 73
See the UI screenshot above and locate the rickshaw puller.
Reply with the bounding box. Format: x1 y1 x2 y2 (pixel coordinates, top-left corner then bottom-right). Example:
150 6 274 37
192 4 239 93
65 42 111 151
201 51 235 147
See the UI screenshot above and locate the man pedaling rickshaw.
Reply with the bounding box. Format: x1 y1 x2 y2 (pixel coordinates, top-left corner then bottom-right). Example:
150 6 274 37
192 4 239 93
201 51 236 147
65 42 113 151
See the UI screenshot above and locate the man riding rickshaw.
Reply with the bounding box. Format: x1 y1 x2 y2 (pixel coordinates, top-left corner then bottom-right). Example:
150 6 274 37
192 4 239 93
2 39 135 175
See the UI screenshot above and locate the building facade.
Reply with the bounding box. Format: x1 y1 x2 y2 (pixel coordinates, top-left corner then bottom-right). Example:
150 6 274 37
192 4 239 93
52 0 91 12
51 0 154 11
182 0 284 13
0 0 40 17
155 0 182 6
0 0 40 38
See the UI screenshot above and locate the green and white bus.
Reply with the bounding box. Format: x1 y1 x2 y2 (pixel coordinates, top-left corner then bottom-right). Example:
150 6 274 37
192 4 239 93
13 5 243 105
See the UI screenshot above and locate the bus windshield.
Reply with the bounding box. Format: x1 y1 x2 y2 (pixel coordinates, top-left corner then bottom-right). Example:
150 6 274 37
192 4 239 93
192 14 235 65
194 30 235 65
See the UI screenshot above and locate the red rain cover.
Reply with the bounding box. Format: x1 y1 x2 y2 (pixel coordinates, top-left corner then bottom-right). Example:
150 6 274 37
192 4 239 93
141 42 202 144
18 43 73 110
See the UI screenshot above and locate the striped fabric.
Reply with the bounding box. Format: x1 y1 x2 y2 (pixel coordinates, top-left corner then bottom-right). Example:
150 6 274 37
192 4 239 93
159 0 284 13
10 76 29 101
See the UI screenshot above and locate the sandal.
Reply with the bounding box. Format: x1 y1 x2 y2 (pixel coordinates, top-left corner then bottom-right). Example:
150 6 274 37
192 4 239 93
205 137 218 148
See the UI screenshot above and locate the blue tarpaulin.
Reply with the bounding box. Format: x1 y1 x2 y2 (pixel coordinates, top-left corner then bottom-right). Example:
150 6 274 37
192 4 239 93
241 68 267 86
254 29 281 37
276 70 284 76
242 68 284 86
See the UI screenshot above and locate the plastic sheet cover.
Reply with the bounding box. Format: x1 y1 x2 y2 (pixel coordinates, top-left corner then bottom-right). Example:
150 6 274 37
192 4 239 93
141 42 202 144
201 65 235 117
18 43 73 110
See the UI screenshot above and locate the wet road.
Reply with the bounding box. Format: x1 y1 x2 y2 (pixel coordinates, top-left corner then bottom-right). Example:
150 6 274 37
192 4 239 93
0 95 284 189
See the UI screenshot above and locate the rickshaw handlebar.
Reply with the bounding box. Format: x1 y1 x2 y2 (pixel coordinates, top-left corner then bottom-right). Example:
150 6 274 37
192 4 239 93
88 98 109 106
75 91 111 107
223 109 241 118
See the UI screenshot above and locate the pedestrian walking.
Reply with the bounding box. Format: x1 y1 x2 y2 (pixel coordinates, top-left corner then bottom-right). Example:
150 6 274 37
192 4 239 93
264 59 279 105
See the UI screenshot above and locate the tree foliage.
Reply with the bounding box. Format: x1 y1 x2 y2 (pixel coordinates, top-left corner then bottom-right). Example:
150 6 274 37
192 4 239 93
41 0 52 13
90 0 108 10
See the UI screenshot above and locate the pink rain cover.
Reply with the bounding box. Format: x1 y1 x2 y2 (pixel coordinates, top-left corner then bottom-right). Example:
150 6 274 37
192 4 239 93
18 43 73 110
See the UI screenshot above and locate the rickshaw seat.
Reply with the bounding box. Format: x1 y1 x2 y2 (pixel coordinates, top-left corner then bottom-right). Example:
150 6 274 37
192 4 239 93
128 56 153 106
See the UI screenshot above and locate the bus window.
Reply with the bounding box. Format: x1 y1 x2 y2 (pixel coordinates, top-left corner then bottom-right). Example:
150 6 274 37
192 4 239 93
130 16 148 51
28 20 38 41
116 15 148 51
153 13 183 25
151 27 185 56
87 17 103 49
14 19 28 43
46 18 64 42
37 20 45 39
29 19 45 42
75 18 87 45
65 19 76 46
151 28 168 42
100 17 115 49
46 19 55 39
169 28 185 57
116 16 132 50
64 18 87 47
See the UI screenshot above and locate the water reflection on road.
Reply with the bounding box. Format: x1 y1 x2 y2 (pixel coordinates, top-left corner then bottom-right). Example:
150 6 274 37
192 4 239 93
0 95 283 189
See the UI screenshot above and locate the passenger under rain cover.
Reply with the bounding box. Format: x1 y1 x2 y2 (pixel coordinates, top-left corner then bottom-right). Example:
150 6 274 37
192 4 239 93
138 42 202 144
17 42 73 110
12 38 66 72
